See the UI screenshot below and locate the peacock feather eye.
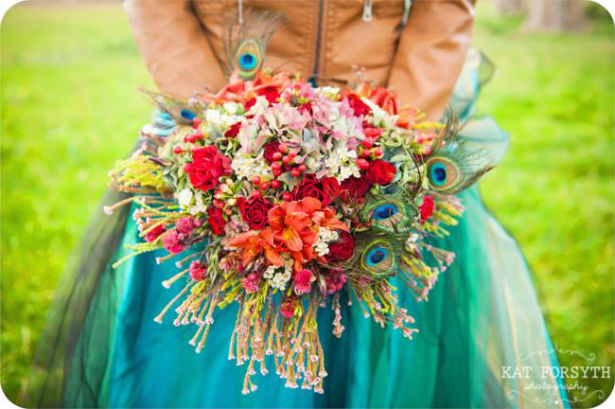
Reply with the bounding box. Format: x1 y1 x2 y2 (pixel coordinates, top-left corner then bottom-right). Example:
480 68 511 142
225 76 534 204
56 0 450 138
360 240 396 276
233 39 263 80
362 198 410 233
372 203 398 220
239 52 257 70
426 156 461 194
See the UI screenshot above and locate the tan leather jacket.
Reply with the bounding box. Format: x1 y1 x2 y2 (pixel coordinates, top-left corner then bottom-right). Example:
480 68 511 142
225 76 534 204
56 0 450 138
124 0 475 119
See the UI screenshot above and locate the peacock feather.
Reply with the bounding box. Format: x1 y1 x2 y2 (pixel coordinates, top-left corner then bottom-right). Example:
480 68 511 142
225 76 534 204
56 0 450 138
424 115 502 195
223 10 284 80
360 195 418 235
138 88 197 125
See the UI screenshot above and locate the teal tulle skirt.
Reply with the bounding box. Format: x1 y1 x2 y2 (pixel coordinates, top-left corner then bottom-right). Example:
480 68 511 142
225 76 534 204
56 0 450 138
25 50 569 408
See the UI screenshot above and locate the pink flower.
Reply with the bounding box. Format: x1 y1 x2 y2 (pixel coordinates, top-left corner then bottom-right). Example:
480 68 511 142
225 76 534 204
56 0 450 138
280 298 297 318
294 269 313 294
241 276 259 294
176 216 197 235
325 269 347 294
162 229 186 254
189 261 207 281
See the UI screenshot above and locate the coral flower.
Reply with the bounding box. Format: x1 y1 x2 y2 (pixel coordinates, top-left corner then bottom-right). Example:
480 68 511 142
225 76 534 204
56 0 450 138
228 197 349 269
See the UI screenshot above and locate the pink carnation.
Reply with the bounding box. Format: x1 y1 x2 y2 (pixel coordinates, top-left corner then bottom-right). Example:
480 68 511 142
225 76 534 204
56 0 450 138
189 261 207 281
162 229 186 254
294 269 313 294
176 216 197 235
241 277 259 294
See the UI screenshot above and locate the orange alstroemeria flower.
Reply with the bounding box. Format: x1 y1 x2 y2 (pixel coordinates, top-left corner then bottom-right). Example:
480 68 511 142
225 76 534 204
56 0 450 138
227 197 349 270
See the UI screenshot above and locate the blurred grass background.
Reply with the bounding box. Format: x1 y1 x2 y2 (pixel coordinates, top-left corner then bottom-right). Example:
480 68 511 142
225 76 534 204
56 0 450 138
0 1 613 407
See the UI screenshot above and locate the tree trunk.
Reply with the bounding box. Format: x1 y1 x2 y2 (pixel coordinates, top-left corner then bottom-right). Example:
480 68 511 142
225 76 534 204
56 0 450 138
524 0 586 32
493 0 524 15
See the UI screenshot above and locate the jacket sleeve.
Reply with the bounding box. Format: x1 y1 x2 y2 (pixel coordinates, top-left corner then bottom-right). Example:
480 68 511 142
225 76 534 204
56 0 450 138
387 0 475 120
123 0 227 98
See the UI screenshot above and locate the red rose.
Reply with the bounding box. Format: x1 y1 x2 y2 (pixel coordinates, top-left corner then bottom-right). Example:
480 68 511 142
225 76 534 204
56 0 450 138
263 141 281 164
224 122 241 138
420 195 435 222
340 176 373 202
326 231 355 262
237 196 272 230
345 93 371 117
184 146 232 192
367 160 396 185
162 229 186 254
145 224 166 242
189 261 207 281
207 206 226 235
292 174 339 207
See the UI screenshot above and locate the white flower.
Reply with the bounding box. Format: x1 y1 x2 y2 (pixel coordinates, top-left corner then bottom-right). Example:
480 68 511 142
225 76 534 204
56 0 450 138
264 265 292 290
318 86 340 97
324 146 361 181
189 192 207 215
175 188 193 209
362 98 397 127
231 153 272 181
206 107 242 128
223 102 239 115
205 109 221 124
313 226 339 257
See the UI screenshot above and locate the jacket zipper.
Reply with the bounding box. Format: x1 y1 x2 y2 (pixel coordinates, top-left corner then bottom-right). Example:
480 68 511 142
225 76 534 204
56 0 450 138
312 0 325 81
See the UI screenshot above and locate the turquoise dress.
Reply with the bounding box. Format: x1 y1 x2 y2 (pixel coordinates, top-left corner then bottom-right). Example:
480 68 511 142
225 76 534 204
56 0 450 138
26 50 569 409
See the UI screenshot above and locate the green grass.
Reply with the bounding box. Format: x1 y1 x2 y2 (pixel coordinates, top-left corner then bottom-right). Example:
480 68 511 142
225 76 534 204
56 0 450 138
1 2 613 407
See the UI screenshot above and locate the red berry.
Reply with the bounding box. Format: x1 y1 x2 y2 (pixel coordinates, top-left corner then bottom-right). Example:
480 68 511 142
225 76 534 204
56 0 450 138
252 190 262 199
192 118 202 129
271 161 282 170
282 155 292 165
298 164 307 172
250 176 261 184
361 149 371 158
282 193 292 201
271 180 281 189
272 152 282 160
373 147 383 157
272 168 282 177
357 158 370 170
260 181 270 190
173 145 183 154
291 168 301 177
278 143 289 154
213 199 223 208
289 151 297 158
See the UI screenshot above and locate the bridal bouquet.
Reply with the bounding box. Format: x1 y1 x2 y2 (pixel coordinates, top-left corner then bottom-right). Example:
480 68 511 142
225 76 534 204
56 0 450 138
106 12 497 394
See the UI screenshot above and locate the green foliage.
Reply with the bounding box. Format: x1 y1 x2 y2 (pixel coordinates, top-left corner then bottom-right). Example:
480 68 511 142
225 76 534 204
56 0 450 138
0 3 153 403
0 3 613 407
474 2 615 407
